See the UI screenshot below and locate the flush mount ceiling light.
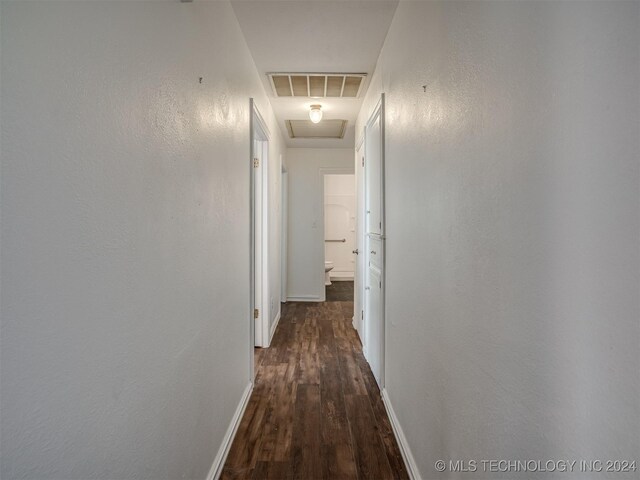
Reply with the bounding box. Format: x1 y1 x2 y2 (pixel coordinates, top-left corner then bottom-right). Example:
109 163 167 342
285 120 347 139
309 104 323 123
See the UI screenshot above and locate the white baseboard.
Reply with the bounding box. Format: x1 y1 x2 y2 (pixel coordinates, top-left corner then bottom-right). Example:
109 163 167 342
381 388 421 480
286 295 322 302
269 310 281 343
206 382 253 480
330 273 354 281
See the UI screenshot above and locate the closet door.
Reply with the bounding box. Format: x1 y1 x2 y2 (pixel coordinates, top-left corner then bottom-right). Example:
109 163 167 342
365 107 383 235
366 264 383 387
363 95 385 388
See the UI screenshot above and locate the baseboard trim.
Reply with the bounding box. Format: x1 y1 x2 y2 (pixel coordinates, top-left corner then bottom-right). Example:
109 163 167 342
269 310 281 343
330 275 354 281
286 295 322 302
207 382 253 480
381 388 421 480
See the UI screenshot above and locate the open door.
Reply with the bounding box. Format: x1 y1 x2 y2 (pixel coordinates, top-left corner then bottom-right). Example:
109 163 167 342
354 138 366 344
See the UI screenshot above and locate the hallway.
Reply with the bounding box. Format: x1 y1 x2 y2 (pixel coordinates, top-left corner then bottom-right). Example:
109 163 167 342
222 300 408 480
2 1 639 479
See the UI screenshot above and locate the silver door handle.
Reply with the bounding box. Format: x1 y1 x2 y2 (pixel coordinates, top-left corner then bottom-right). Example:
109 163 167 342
352 249 359 255
370 250 376 255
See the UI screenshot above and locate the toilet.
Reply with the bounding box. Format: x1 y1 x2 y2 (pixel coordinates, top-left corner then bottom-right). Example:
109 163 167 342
324 261 334 286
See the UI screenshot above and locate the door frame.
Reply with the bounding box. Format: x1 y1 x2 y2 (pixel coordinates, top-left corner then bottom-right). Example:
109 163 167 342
319 167 355 300
250 100 271 365
281 166 288 303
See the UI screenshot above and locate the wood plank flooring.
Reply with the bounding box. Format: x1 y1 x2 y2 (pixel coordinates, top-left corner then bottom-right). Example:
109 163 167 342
221 300 408 480
325 281 354 302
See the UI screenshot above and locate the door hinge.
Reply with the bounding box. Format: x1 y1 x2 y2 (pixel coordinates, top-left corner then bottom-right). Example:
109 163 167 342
379 221 382 229
253 157 259 168
254 308 259 319
361 157 365 167
379 280 382 288
361 310 364 320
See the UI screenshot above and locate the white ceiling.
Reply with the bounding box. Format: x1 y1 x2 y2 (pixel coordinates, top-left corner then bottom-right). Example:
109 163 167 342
231 0 399 148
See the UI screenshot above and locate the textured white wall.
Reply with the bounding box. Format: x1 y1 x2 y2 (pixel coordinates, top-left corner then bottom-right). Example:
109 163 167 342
286 149 354 300
358 1 640 478
0 1 284 478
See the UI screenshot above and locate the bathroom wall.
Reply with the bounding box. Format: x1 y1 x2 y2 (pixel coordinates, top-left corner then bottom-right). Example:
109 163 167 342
324 174 356 280
286 148 354 301
0 1 285 478
357 1 639 478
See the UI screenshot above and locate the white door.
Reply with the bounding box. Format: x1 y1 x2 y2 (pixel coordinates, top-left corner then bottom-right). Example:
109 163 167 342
354 141 365 342
363 95 385 387
366 265 383 384
366 109 383 235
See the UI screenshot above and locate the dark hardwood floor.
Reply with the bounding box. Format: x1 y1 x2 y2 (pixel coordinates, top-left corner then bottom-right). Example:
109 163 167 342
221 300 408 480
325 280 354 302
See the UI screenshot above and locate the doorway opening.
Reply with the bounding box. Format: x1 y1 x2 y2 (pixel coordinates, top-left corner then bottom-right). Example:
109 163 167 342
323 172 356 303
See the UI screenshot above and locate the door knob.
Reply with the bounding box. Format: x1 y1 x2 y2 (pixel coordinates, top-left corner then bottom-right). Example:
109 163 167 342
352 249 359 255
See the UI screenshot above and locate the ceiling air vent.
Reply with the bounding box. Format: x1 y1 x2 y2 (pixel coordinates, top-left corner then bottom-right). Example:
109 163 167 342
286 120 347 139
269 73 366 98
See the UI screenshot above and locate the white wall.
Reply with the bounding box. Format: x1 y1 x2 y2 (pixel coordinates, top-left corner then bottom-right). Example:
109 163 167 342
358 1 639 478
324 174 356 279
0 2 285 478
286 148 354 301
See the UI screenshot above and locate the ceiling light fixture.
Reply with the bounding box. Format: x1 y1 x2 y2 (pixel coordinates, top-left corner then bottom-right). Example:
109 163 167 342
309 104 323 124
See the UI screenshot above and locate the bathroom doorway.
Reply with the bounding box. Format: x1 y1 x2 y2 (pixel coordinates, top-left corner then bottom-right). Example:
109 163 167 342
323 173 356 302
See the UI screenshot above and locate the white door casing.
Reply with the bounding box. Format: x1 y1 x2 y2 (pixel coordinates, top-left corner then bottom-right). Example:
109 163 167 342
281 168 288 303
251 100 270 351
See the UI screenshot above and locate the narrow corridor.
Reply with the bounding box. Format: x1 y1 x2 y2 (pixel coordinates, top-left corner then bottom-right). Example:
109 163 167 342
221 300 408 480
